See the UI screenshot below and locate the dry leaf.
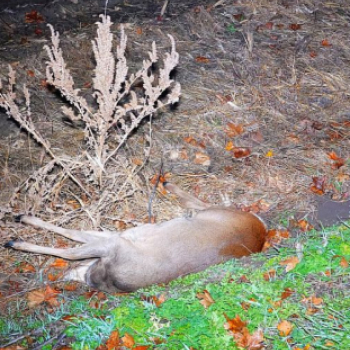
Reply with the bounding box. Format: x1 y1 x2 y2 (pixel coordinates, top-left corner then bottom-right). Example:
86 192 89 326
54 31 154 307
340 256 349 268
296 219 314 232
280 256 299 272
310 176 325 195
232 147 251 158
25 10 44 23
152 294 166 307
321 39 332 47
263 269 276 281
183 136 198 146
50 258 68 269
122 333 135 348
280 288 295 300
225 141 235 151
197 290 215 308
289 23 301 30
224 314 247 332
194 152 211 166
225 122 244 137
14 262 36 273
106 330 120 350
277 320 293 336
195 56 210 63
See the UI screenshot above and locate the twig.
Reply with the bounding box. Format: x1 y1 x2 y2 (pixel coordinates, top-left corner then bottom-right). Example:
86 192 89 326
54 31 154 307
148 161 163 223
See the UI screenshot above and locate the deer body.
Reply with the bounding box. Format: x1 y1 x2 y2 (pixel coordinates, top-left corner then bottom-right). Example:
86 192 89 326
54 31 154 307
5 183 267 292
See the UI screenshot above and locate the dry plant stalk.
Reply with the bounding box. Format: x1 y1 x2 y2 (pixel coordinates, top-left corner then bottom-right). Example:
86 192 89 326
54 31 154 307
0 15 180 224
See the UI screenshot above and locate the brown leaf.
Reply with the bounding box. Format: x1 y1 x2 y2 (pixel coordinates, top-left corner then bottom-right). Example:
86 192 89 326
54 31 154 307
152 294 166 307
289 23 301 31
27 289 46 308
106 330 120 350
25 10 44 23
64 282 78 291
321 39 332 47
224 314 247 332
310 176 325 195
122 333 135 349
183 136 198 146
225 122 244 137
193 152 211 166
280 288 295 300
280 256 299 272
277 320 293 336
50 258 68 269
225 141 235 151
14 262 36 273
296 219 314 232
197 290 215 308
232 147 251 159
263 269 276 281
340 256 349 268
195 56 210 63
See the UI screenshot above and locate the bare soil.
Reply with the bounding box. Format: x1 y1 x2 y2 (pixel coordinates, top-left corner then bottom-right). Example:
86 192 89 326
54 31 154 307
0 0 350 346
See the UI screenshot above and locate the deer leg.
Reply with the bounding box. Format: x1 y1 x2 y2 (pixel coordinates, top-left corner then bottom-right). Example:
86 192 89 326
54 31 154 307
164 182 211 210
16 215 113 243
4 239 109 260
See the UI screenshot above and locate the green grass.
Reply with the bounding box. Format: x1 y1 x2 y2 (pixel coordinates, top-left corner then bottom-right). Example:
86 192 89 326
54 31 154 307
1 223 350 349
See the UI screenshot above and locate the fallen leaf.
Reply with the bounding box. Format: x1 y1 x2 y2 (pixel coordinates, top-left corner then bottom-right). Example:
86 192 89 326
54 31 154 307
14 262 36 273
232 147 251 159
197 290 215 308
50 258 68 269
295 219 314 232
277 320 293 336
27 70 35 77
280 256 300 272
183 136 198 146
225 141 235 151
321 39 332 47
340 256 349 268
263 269 276 281
25 10 44 23
289 23 301 31
194 152 211 166
152 294 166 307
122 333 135 348
106 330 120 350
27 285 61 308
310 176 325 195
195 56 210 63
225 122 244 137
224 314 247 332
281 288 295 300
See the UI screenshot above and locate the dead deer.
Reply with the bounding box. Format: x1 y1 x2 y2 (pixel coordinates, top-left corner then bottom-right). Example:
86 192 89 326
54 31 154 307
4 183 267 292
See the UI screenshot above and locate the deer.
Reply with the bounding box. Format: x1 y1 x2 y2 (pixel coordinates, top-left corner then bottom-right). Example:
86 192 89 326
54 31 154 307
4 183 267 292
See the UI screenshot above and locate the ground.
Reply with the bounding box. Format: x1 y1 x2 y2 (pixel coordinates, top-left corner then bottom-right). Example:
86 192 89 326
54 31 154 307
0 0 350 348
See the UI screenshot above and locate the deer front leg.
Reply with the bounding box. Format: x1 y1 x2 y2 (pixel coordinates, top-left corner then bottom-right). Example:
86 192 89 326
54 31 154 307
4 240 109 260
164 182 211 210
16 215 113 243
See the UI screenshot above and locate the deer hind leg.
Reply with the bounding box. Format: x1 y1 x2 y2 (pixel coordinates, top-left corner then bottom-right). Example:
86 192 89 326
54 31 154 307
4 239 109 260
164 182 211 210
16 215 113 243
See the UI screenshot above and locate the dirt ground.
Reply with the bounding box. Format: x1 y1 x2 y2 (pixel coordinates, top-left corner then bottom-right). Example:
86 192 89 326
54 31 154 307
0 0 350 345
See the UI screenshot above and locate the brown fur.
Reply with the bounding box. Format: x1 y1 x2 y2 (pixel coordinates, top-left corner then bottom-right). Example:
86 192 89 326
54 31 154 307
5 183 267 292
